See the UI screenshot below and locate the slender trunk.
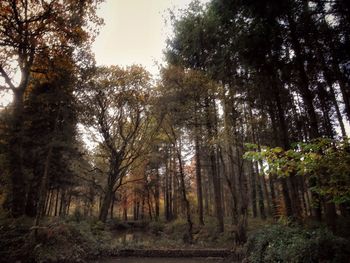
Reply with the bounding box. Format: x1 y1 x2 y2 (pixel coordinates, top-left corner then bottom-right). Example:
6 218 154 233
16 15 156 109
47 190 54 217
298 176 308 216
66 194 71 216
141 195 145 220
155 167 160 220
147 187 153 220
43 191 51 216
254 163 266 220
54 188 59 217
318 87 335 138
194 126 204 225
175 138 193 243
10 91 26 217
329 85 347 138
164 152 170 221
334 64 350 123
110 194 115 219
59 189 66 217
320 53 347 138
269 175 278 219
250 165 258 218
168 153 173 220
34 142 54 230
133 199 137 220
288 176 302 219
172 156 178 219
203 167 210 216
287 13 319 139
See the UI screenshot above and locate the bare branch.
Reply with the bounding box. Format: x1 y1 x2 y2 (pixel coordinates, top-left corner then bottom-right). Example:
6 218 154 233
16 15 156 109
0 65 16 91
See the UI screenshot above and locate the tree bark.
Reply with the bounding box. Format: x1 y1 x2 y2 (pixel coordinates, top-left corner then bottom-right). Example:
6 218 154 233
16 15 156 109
174 139 193 243
205 97 224 232
194 124 204 225
9 91 26 217
99 184 114 222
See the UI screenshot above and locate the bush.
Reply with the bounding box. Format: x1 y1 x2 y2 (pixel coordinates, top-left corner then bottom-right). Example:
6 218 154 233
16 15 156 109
148 221 164 234
164 218 187 233
107 217 134 230
246 224 350 263
0 216 114 263
0 216 34 262
33 220 113 262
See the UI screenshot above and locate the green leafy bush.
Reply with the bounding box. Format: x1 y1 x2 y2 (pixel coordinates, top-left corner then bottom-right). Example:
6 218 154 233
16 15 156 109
244 139 350 206
246 224 350 263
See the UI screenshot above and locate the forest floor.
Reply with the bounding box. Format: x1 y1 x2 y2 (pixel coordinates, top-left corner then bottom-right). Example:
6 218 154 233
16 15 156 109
1 210 349 263
0 211 246 262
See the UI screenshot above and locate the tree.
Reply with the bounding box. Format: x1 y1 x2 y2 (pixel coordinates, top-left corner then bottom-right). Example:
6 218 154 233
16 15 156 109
245 138 350 231
0 0 103 217
79 65 155 223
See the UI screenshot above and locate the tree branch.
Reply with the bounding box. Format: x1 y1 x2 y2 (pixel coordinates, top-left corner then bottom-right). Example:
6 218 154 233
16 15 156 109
0 66 16 91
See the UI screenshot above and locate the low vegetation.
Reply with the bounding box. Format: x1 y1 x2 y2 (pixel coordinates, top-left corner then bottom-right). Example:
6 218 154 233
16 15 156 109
246 224 350 263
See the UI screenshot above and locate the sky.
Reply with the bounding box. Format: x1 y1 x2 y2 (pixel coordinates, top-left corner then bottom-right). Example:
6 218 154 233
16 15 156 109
91 0 207 75
0 0 207 107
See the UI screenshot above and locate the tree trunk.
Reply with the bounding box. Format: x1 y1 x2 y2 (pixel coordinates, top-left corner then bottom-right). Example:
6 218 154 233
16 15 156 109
254 163 266 220
174 138 193 243
110 194 115 219
329 85 347 138
25 164 42 217
99 185 113 223
194 126 204 225
54 188 59 217
164 152 171 221
155 167 160 221
250 165 258 218
205 97 224 232
9 91 26 217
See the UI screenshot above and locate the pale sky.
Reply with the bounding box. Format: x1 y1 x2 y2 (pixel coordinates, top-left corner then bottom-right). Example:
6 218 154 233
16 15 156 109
0 0 207 107
92 0 208 75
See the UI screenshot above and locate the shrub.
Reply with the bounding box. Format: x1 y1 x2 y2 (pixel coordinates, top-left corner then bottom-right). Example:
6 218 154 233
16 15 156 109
0 216 114 263
246 224 350 263
148 221 164 234
0 216 34 262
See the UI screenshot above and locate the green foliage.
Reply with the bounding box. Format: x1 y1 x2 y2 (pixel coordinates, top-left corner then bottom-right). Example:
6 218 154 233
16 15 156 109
148 220 165 234
244 138 350 205
0 216 114 263
246 224 350 263
164 218 188 237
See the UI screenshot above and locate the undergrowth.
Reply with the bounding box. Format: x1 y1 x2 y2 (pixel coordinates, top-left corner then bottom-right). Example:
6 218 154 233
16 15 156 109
0 213 114 263
246 224 350 263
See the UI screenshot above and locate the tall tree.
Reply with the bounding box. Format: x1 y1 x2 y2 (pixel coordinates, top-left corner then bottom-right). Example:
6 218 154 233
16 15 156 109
79 65 154 223
0 0 103 217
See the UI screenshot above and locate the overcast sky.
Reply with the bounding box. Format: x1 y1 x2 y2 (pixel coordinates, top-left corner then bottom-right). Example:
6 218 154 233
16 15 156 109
1 0 208 107
91 0 207 75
